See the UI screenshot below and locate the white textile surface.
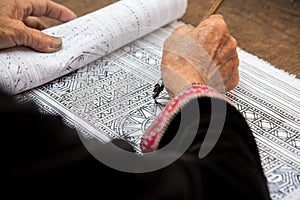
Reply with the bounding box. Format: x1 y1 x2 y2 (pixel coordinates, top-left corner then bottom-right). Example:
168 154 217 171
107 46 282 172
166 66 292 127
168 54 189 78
17 22 300 200
229 48 300 200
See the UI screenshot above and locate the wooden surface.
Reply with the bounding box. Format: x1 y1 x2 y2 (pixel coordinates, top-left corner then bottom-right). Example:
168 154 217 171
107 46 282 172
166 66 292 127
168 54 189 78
43 0 300 78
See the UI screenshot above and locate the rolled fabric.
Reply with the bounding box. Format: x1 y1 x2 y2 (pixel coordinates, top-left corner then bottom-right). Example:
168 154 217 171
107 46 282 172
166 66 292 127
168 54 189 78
0 0 187 95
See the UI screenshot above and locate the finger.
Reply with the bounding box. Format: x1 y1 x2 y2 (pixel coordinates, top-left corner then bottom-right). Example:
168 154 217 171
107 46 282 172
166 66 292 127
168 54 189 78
22 0 77 22
223 70 240 91
195 14 229 58
23 16 48 30
11 20 62 52
214 35 237 66
217 49 240 91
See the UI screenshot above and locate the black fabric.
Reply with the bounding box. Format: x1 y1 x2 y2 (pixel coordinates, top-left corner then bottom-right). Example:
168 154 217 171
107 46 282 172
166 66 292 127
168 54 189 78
0 90 270 199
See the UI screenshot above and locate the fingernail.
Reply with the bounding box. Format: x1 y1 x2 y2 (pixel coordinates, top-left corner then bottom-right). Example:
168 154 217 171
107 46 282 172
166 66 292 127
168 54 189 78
50 36 62 49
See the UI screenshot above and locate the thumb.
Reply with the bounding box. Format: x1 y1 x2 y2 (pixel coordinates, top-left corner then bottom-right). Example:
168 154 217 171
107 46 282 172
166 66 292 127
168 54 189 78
16 24 62 53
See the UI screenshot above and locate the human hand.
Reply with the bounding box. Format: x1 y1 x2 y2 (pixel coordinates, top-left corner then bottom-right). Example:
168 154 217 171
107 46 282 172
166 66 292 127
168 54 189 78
0 0 77 52
161 14 239 98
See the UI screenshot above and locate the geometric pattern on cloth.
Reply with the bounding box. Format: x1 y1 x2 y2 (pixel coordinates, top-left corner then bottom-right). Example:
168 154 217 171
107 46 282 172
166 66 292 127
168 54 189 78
17 22 300 200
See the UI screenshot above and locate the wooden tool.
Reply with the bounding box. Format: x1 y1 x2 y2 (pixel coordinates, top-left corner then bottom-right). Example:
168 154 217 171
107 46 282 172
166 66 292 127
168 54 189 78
201 0 223 21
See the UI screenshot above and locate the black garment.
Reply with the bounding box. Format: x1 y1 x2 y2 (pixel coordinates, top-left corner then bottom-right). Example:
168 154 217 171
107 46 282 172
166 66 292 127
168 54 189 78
0 90 270 199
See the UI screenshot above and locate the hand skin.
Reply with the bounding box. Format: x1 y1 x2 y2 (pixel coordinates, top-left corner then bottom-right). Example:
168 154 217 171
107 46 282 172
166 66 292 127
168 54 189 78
0 0 77 53
161 14 239 98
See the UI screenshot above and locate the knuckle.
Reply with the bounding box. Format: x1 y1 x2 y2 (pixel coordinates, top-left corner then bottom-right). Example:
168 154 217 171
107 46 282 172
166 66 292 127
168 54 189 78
200 16 228 41
230 36 238 48
9 21 27 45
209 14 227 30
